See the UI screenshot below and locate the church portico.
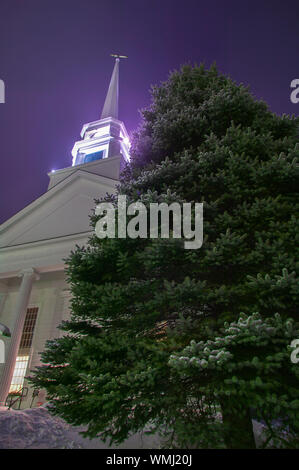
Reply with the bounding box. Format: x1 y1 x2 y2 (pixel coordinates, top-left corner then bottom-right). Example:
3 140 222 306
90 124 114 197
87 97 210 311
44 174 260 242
0 267 72 406
0 234 95 408
0 268 40 404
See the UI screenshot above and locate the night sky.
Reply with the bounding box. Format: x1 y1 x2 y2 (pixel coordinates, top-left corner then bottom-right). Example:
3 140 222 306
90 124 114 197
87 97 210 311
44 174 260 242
0 0 298 224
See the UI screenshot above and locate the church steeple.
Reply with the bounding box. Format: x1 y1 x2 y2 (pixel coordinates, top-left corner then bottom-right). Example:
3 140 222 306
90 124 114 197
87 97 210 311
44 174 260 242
101 58 119 120
70 56 130 167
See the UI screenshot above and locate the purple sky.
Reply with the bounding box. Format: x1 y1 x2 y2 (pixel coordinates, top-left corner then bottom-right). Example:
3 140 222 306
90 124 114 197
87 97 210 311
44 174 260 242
0 0 298 224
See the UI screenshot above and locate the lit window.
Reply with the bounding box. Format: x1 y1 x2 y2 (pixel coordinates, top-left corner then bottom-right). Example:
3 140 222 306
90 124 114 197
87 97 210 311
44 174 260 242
19 307 38 349
84 150 104 163
9 307 38 394
9 355 29 394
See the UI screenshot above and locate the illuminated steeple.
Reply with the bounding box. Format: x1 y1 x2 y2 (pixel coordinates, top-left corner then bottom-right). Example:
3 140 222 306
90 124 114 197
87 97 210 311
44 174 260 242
101 58 119 120
71 56 130 166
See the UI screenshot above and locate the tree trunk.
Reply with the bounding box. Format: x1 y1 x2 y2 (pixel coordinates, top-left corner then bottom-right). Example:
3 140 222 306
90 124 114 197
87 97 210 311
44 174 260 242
220 399 256 449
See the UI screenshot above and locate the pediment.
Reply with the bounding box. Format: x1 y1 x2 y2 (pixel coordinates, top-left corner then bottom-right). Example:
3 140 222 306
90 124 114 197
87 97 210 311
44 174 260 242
0 170 117 248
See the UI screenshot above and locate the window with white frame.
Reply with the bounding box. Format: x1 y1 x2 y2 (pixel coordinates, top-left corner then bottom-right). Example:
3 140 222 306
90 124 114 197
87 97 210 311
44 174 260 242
9 306 38 394
19 307 38 349
9 355 30 394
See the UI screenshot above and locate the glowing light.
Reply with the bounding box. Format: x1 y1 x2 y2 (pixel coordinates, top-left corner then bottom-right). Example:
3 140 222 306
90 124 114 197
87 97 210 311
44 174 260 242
51 169 56 173
123 137 130 147
9 355 29 393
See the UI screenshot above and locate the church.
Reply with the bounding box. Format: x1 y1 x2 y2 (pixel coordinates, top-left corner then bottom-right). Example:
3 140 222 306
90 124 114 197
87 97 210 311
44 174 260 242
0 57 130 408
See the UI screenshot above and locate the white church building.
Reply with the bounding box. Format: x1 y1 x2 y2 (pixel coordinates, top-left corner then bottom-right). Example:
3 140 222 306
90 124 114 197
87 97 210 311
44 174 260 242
0 57 130 408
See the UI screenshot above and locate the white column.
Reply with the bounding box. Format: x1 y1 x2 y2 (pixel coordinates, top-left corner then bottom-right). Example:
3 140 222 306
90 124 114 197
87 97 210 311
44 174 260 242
0 281 8 317
0 294 7 318
0 268 39 405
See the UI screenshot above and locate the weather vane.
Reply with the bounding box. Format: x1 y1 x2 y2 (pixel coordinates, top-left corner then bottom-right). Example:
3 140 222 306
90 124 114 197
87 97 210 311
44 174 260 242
110 54 128 59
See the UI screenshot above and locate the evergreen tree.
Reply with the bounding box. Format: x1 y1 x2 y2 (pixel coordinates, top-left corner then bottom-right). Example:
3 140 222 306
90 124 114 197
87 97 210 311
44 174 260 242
169 312 299 448
30 64 299 448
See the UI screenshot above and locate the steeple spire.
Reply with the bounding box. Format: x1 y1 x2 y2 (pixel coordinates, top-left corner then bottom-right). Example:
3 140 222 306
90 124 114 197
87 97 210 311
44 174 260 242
100 55 128 120
70 55 130 167
101 58 119 120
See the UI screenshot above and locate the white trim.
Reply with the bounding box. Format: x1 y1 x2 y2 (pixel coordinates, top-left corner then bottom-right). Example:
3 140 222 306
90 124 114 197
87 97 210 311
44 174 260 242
0 170 116 235
48 154 121 179
0 230 93 251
